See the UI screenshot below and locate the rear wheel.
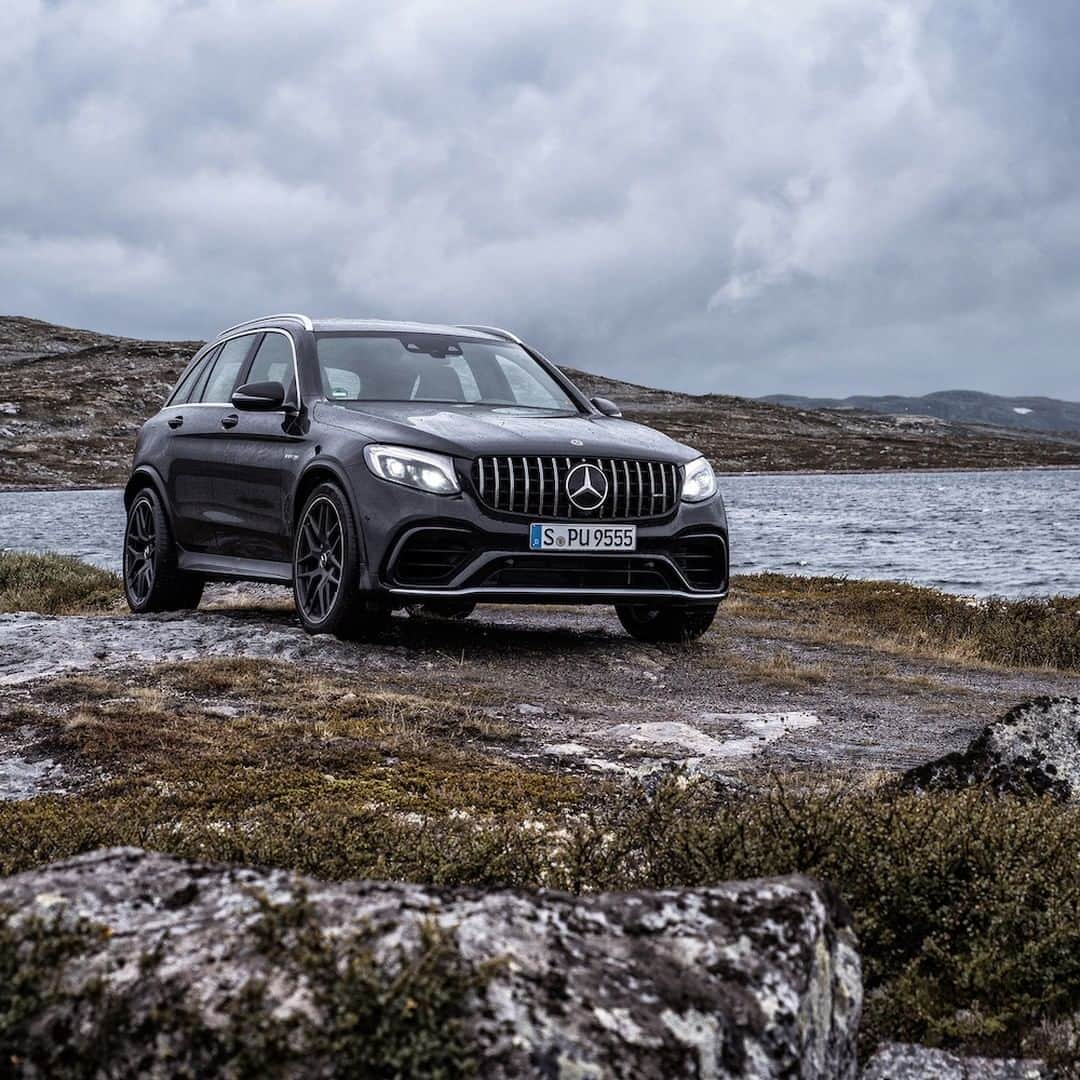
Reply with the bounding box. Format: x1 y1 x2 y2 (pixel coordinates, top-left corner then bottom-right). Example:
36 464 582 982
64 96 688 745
615 602 718 644
293 483 389 640
123 488 204 613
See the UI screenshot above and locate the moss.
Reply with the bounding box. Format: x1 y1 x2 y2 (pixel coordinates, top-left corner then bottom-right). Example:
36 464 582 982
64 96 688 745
0 896 488 1079
0 551 121 615
0 906 109 1075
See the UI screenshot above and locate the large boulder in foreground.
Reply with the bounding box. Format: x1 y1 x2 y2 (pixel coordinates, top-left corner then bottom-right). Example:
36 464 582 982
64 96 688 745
902 697 1080 800
861 1042 1048 1078
0 848 862 1079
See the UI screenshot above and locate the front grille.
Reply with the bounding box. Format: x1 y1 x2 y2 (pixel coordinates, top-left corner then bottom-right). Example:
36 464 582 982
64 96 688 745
671 535 728 590
476 555 677 591
390 528 475 586
472 456 681 519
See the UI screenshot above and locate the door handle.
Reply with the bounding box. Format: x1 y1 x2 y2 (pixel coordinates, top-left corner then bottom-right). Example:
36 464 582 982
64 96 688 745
221 414 239 430
167 415 184 429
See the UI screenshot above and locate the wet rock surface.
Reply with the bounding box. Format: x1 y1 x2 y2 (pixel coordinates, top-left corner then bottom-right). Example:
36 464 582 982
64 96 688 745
902 697 1080 800
1 597 1076 800
1 847 863 1079
860 1042 1048 1078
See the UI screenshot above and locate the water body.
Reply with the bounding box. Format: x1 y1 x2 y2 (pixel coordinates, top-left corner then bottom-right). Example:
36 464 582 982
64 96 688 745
0 467 1076 597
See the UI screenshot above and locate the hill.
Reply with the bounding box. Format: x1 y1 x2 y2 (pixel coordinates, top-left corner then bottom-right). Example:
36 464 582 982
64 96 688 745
1 315 1078 489
763 389 1080 435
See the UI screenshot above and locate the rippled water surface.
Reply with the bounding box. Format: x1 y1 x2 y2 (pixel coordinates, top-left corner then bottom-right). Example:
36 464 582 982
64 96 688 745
0 468 1076 597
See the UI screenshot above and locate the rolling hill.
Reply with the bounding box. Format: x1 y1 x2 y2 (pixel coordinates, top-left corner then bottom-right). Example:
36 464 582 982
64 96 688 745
1 315 1078 489
763 389 1080 435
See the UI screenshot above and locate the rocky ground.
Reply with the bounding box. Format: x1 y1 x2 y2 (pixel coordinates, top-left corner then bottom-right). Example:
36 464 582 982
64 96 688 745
2 314 1079 489
1 561 1078 1075
2 585 1076 801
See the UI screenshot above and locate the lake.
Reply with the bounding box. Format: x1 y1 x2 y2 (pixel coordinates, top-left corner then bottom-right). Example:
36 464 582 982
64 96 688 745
0 468 1076 597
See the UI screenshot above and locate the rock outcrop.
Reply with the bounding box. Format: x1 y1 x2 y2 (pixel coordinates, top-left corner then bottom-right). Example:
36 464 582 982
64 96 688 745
0 847 862 1078
902 697 1080 800
861 1042 1048 1078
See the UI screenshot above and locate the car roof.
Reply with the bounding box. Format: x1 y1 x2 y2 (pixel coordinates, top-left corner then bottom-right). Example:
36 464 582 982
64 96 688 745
214 314 512 343
311 318 506 340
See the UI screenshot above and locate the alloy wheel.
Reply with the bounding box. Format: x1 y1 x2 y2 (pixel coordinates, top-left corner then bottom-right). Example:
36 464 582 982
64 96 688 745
125 497 157 605
295 496 345 624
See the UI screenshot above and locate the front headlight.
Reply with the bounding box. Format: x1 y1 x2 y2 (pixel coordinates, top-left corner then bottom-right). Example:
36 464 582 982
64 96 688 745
681 456 717 502
363 444 461 495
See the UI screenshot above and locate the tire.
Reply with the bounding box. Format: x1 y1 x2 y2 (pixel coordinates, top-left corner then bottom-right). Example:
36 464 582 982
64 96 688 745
292 482 389 640
407 599 477 621
615 602 718 644
123 487 204 613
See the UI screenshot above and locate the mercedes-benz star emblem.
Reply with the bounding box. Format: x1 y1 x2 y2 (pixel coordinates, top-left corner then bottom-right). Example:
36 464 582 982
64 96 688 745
565 463 609 511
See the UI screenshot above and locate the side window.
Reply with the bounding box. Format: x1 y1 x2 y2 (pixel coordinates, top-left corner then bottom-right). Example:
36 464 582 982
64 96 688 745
245 333 296 400
198 335 255 403
168 348 217 406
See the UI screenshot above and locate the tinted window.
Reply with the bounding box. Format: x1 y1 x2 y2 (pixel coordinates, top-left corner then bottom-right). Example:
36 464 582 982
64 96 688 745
245 332 296 400
314 334 577 411
168 348 217 406
199 335 254 403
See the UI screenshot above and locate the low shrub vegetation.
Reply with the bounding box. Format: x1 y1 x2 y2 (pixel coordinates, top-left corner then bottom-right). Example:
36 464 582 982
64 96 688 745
733 572 1080 671
2 659 1079 1070
0 551 121 614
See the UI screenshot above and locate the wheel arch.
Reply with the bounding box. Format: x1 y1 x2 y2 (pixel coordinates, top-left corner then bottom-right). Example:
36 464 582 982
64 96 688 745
290 462 368 566
123 466 175 531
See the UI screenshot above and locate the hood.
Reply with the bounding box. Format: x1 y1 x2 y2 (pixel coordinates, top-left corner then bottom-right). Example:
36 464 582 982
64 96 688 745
312 401 698 462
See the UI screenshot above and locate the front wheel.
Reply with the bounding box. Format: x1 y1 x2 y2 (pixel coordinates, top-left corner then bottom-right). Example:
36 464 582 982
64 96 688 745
292 483 389 640
615 602 718 644
123 488 204 613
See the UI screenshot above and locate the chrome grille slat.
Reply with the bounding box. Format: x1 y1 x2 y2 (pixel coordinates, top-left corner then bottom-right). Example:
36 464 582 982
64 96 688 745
473 456 682 521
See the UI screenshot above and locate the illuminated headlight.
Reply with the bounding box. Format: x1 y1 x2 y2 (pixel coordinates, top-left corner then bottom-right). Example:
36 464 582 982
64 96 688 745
681 456 717 502
363 444 460 494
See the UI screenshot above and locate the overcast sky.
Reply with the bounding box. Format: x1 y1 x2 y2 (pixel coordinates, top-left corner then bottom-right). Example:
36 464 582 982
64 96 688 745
2 1 1078 399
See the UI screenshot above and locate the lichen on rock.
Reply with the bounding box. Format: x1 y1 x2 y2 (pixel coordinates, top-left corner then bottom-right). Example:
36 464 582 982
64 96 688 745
0 847 863 1078
901 697 1080 800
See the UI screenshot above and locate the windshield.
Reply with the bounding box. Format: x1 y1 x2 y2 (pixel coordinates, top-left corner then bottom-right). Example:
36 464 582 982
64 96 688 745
314 333 579 411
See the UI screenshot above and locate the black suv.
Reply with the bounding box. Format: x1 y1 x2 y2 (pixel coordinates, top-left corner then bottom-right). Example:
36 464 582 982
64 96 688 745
123 315 729 642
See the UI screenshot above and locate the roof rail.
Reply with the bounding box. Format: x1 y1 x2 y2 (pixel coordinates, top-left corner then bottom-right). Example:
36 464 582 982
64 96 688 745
217 312 313 337
457 324 523 344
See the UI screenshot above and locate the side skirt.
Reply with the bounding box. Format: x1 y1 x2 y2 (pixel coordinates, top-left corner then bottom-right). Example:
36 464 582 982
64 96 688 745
177 549 293 584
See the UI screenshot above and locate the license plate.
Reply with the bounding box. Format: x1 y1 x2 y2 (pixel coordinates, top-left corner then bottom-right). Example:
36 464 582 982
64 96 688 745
529 524 637 551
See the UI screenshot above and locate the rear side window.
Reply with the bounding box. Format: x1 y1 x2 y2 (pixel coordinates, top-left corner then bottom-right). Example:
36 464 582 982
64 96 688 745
168 348 217 406
245 332 296 401
198 335 255 403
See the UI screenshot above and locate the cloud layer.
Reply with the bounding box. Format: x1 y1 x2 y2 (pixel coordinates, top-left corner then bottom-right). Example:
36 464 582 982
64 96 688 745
2 0 1078 398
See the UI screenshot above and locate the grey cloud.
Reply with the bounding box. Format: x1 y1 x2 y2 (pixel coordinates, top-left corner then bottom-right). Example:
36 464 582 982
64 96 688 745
1 0 1078 399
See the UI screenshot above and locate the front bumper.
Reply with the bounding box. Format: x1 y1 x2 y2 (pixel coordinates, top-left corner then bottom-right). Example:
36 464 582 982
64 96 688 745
351 472 729 607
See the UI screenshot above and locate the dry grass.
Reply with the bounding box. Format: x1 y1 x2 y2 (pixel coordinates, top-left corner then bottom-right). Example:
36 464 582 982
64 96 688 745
724 647 829 688
729 573 1080 672
0 552 121 614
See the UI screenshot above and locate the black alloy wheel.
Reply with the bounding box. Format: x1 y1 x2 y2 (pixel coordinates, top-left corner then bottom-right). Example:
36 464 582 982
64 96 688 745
294 494 345 625
123 487 204 613
292 482 389 639
615 602 718 643
125 497 157 607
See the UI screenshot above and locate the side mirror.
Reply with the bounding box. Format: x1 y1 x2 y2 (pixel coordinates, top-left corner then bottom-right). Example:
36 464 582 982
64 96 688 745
232 380 286 411
591 396 622 418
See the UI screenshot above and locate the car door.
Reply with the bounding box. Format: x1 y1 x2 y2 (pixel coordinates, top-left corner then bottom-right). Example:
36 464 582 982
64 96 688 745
165 334 259 552
213 330 301 563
